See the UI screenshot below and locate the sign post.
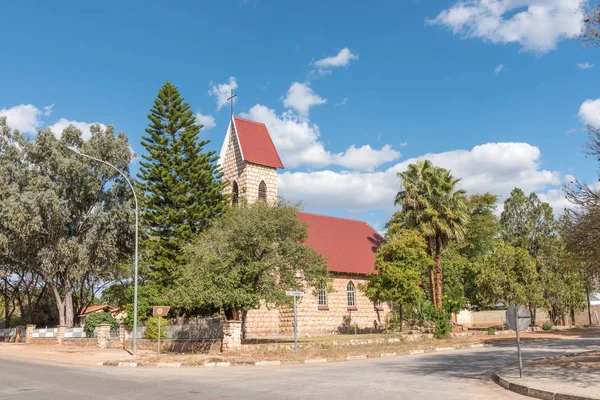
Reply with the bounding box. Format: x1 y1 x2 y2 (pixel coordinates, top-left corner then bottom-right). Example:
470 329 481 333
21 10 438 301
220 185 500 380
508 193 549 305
506 304 531 378
153 306 170 358
286 291 304 357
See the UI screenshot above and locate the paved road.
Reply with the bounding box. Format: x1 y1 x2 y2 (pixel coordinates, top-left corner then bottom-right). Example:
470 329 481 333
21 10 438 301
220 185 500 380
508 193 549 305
0 337 598 400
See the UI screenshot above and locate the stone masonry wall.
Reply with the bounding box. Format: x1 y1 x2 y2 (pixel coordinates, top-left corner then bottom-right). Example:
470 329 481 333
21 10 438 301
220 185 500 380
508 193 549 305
221 124 278 204
246 274 391 337
221 125 246 202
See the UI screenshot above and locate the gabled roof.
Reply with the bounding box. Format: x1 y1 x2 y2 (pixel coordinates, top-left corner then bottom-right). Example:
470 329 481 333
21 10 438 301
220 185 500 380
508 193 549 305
218 116 284 169
80 304 120 316
299 212 383 275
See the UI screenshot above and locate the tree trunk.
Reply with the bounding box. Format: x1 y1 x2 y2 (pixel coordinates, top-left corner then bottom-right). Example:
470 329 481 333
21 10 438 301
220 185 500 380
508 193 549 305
241 309 248 340
429 265 437 308
587 286 593 326
65 289 74 328
435 236 443 310
51 286 66 326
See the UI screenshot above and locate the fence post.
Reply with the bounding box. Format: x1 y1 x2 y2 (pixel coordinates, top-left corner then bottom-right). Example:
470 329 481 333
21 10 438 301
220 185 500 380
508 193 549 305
25 325 36 344
97 324 111 349
56 325 66 344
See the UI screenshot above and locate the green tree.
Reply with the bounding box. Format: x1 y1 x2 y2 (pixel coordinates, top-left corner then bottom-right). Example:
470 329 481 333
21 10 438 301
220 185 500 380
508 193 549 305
537 236 586 324
500 188 554 258
0 117 134 327
168 201 329 332
84 311 118 337
138 82 227 289
361 229 431 328
477 242 543 308
393 160 470 308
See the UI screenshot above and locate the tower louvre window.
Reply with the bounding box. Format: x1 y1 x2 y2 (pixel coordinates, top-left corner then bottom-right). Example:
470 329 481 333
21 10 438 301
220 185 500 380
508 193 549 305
232 181 239 205
258 180 267 201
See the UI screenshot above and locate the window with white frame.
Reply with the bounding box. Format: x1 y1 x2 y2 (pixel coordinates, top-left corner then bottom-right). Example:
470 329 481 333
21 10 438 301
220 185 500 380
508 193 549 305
347 281 356 307
374 300 382 309
318 281 327 306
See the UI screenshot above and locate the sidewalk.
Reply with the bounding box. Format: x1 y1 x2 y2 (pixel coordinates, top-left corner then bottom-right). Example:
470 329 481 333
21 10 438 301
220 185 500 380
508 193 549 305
494 351 600 400
0 342 137 366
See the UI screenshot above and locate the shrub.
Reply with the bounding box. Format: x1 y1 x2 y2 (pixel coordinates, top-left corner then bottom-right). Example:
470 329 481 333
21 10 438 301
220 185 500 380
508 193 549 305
84 312 117 337
144 316 167 340
434 315 452 339
487 327 495 335
542 322 553 331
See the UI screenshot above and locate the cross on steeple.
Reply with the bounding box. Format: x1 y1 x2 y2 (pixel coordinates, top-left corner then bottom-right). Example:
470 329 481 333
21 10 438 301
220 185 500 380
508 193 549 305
227 89 237 118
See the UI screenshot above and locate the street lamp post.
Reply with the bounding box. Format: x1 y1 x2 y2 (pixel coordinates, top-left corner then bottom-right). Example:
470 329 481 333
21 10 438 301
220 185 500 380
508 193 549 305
67 146 139 356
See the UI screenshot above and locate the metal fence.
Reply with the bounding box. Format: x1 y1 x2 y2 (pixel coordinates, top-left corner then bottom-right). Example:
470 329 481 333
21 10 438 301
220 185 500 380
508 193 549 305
128 318 222 340
0 328 16 338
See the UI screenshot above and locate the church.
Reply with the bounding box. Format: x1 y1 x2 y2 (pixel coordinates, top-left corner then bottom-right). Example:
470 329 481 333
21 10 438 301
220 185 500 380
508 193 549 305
218 116 391 336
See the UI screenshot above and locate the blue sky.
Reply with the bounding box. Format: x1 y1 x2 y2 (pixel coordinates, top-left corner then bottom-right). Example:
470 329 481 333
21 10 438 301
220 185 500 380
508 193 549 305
1 0 599 230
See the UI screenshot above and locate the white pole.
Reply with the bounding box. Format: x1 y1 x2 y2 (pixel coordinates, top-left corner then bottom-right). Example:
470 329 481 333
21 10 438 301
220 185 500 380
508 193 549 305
67 146 139 356
514 306 523 378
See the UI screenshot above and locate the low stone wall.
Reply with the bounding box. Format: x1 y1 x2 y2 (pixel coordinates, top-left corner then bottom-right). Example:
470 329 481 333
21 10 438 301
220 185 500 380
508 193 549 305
129 339 221 353
574 305 600 326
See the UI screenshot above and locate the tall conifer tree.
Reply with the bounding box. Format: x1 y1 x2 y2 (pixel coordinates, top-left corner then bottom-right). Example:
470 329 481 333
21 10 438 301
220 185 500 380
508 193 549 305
138 82 226 288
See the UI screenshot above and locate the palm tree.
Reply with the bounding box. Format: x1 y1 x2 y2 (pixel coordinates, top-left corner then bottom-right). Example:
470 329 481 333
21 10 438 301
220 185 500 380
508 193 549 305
394 160 469 308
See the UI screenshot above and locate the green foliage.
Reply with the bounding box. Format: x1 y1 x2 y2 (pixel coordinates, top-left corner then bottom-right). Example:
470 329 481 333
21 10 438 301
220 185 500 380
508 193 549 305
168 201 330 316
138 82 227 289
537 236 587 323
84 312 117 337
362 229 431 311
487 327 496 335
392 159 470 308
122 284 164 330
477 242 543 307
500 188 554 258
144 316 167 340
0 117 134 327
542 322 553 331
434 317 452 339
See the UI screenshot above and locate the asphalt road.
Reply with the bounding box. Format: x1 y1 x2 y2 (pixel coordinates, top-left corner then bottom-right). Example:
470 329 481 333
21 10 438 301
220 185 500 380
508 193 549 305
0 337 598 400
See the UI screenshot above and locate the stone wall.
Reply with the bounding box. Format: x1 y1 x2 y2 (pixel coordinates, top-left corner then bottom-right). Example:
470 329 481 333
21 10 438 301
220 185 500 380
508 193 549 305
574 305 600 326
246 274 392 337
221 124 278 204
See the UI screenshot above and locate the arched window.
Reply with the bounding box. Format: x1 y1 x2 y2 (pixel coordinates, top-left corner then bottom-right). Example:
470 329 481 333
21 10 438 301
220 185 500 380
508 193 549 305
232 181 239 205
258 180 267 201
318 281 327 307
347 281 356 307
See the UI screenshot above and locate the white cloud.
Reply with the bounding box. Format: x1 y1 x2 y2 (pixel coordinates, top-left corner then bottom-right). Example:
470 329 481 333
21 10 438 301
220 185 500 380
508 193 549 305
313 48 359 75
332 145 401 172
48 118 107 140
242 104 400 171
279 142 561 213
0 104 52 134
578 62 594 70
208 77 238 111
494 64 504 75
428 0 583 53
565 128 577 135
195 112 216 130
282 82 326 115
579 99 600 127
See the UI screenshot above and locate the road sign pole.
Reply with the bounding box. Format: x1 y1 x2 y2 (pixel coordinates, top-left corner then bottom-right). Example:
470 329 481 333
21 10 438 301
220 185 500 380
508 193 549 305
514 306 522 378
158 316 161 358
293 295 298 357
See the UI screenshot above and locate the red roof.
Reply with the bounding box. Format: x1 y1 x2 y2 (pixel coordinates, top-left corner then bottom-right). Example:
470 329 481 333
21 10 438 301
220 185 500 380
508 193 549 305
80 304 119 315
233 116 284 169
299 212 383 275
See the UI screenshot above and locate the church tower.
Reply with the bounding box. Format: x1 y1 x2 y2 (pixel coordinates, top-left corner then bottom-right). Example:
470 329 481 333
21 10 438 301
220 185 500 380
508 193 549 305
218 116 284 204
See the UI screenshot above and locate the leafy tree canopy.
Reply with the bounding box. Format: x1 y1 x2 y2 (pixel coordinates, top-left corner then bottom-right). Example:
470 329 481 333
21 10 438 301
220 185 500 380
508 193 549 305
168 201 329 318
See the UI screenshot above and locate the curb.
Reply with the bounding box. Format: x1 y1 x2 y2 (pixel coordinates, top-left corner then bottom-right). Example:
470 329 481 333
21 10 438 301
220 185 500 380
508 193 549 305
99 342 494 369
492 370 598 400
